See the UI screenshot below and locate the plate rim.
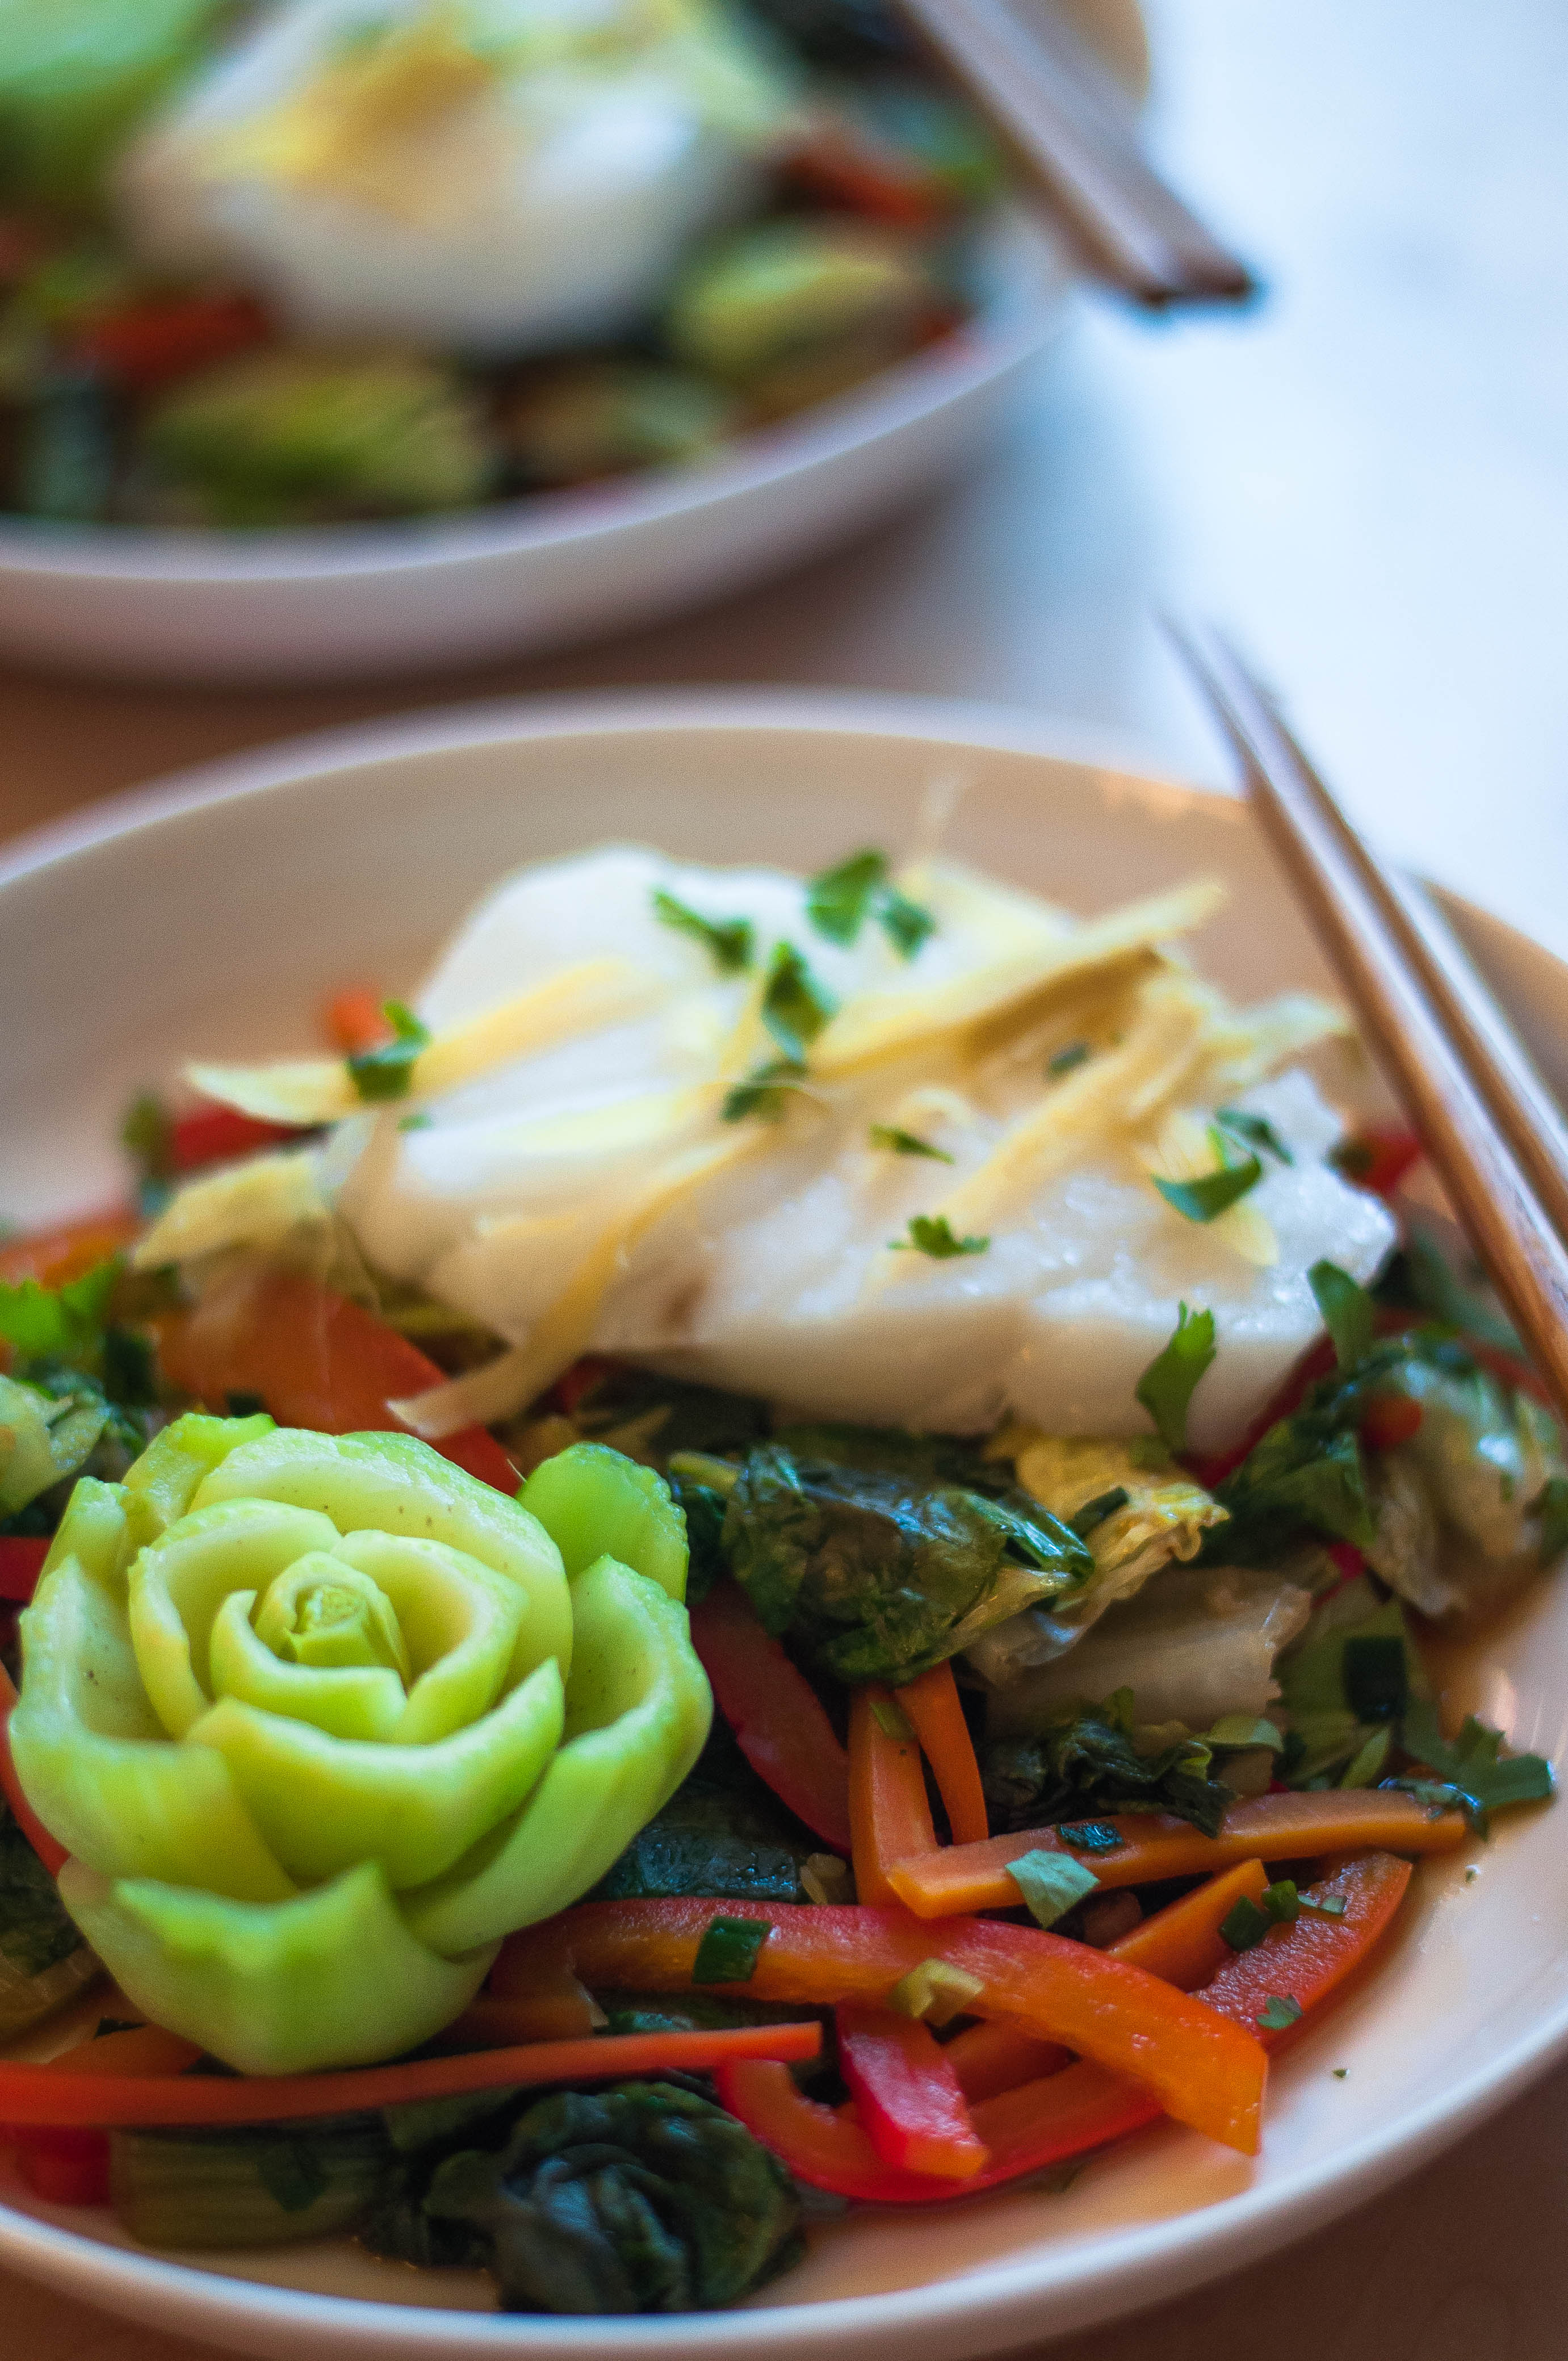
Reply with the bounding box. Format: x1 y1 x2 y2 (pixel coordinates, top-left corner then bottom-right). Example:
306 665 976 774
4 681 1568 2360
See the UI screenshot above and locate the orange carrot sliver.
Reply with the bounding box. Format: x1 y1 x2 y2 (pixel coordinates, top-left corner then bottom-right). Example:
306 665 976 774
849 1688 936 1905
0 2020 821 2129
1109 1858 1272 1991
887 1790 1465 1919
943 2017 1070 2102
45 2027 202 2080
898 1661 988 1845
324 987 393 1055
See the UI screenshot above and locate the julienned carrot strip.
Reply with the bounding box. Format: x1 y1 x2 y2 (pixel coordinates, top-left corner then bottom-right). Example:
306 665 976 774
0 2020 821 2129
44 2027 202 2080
1108 1858 1272 1991
324 988 393 1055
501 1899 1265 2153
849 1688 936 1906
0 1665 67 1874
940 1860 1274 2104
897 1661 988 1845
1198 1851 1412 2037
688 1581 852 1852
886 1790 1466 1919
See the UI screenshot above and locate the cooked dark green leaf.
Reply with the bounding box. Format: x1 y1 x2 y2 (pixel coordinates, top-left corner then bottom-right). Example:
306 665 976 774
421 2081 802 2313
347 1000 430 1103
869 1125 953 1163
1134 1301 1217 1455
1056 1821 1123 1853
1342 1633 1408 1723
652 890 754 974
723 1441 1090 1685
983 1701 1234 1840
1310 1260 1375 1371
891 1214 988 1259
1068 1486 1129 1539
760 942 836 1064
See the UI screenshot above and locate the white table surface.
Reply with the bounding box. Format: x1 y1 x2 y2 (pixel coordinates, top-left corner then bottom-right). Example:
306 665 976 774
5 0 1567 2352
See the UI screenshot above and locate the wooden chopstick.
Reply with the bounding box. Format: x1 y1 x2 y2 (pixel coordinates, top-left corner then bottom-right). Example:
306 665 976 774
1168 618 1568 1425
891 0 1256 308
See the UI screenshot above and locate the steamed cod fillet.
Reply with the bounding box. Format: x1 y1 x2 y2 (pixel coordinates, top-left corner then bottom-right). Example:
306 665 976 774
327 844 1395 1454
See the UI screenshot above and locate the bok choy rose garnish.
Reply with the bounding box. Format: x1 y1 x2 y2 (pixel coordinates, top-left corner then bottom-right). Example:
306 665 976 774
10 1417 711 2073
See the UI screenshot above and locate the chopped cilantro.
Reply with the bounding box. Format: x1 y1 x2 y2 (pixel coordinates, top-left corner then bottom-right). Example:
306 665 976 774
890 1215 988 1259
1332 2067 1348 2079
1134 1301 1217 1455
347 1001 429 1103
1309 1259 1376 1371
805 848 934 959
1215 1107 1293 1165
1397 1699 1554 1833
760 941 836 1063
1055 1822 1122 1855
691 1915 772 1985
1067 1486 1129 1539
1047 1042 1091 1078
869 1125 954 1163
722 1057 808 1124
1152 1132 1264 1224
1007 1849 1100 1930
1256 1994 1302 2032
652 889 754 974
1220 1897 1272 1952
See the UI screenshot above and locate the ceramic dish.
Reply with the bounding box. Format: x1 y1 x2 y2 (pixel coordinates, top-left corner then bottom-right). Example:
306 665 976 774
0 214 1067 689
3 688 1567 2361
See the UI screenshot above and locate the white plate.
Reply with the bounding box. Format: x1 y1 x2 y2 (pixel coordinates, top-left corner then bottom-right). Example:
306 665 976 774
0 217 1067 688
4 688 1567 2361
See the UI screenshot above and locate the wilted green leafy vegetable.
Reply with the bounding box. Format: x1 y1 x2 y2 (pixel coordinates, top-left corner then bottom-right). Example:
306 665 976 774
980 1690 1235 1839
418 2081 802 2313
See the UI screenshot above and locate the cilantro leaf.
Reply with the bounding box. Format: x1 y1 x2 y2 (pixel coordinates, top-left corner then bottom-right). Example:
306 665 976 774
1047 1043 1091 1078
805 848 934 960
869 1125 954 1163
0 1259 120 1366
1257 1994 1302 2032
760 941 836 1064
1310 1259 1376 1371
878 886 936 959
1216 1107 1293 1165
1399 1698 1554 1832
1134 1302 1217 1454
891 1215 988 1259
652 889 754 975
1152 1136 1264 1224
806 848 886 945
722 1057 807 1124
347 1001 429 1103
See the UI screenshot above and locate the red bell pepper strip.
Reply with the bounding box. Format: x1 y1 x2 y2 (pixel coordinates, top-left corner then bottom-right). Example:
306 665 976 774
0 1665 67 1873
3 2126 111 2207
849 1686 936 1905
886 1788 1465 1920
836 2003 987 2179
897 1659 988 1844
0 2019 820 2129
170 1104 301 1174
0 1538 49 1604
781 127 944 226
496 1899 1267 2153
715 1852 1412 2201
157 1262 517 1493
66 292 270 392
689 1580 852 1853
1338 1125 1424 1199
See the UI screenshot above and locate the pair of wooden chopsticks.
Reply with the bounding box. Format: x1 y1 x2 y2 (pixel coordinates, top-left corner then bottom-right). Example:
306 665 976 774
1172 621 1568 1426
891 0 1256 309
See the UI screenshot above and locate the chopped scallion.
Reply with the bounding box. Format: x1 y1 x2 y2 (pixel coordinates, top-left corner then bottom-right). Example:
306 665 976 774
347 1001 429 1103
1007 1849 1100 1930
691 1915 772 1985
890 1214 988 1259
